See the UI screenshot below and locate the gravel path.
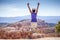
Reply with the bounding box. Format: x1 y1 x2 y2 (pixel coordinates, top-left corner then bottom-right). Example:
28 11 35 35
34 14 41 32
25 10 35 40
0 37 60 40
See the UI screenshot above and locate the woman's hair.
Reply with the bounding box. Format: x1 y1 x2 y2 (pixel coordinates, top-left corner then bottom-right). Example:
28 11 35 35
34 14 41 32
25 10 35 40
32 9 35 13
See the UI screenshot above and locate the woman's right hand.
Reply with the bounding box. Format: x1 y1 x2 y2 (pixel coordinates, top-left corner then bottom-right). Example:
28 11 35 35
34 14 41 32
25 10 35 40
27 3 29 6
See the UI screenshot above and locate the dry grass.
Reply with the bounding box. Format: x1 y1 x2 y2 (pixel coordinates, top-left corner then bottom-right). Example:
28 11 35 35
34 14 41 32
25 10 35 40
0 27 60 39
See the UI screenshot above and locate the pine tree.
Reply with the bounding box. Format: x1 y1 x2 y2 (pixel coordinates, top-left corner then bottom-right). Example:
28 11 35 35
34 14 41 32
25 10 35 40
55 21 60 37
55 21 60 33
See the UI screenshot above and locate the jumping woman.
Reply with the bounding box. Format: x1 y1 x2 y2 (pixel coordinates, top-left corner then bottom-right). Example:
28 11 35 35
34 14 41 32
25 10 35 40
27 2 40 31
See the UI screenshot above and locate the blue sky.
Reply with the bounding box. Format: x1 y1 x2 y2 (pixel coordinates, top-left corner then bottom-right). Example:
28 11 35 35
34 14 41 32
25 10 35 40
0 0 60 17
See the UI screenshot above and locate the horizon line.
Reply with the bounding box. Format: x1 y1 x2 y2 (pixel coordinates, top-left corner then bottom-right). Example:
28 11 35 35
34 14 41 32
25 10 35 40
0 15 60 17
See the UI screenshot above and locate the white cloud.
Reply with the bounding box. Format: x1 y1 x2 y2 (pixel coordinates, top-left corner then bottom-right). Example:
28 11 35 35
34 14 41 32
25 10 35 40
0 6 30 17
38 6 60 16
0 5 60 17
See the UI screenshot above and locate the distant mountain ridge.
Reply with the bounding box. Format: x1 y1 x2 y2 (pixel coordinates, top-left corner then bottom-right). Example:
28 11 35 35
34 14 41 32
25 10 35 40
0 16 60 23
0 19 56 27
